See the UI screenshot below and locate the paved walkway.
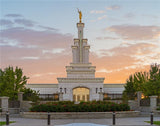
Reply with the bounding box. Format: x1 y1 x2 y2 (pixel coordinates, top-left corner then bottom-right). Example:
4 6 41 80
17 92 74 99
0 116 159 126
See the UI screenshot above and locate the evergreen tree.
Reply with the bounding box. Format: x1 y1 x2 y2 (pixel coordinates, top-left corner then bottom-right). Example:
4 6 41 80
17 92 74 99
123 63 160 99
0 66 28 100
144 64 160 97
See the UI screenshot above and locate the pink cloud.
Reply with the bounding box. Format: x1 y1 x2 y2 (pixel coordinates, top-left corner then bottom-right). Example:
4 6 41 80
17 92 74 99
1 27 73 49
106 5 121 10
107 25 160 40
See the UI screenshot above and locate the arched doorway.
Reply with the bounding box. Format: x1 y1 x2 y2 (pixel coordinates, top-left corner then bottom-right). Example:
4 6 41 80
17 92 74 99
73 87 90 102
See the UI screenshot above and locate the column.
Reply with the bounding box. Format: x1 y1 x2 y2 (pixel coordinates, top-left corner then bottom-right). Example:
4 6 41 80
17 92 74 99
18 92 24 111
99 92 103 101
18 92 24 102
99 88 103 101
59 92 63 101
149 96 158 111
0 96 9 112
137 91 142 107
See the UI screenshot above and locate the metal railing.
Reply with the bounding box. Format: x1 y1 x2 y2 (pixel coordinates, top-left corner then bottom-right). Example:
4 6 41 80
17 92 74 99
23 93 59 101
103 93 123 100
9 100 20 108
140 98 150 106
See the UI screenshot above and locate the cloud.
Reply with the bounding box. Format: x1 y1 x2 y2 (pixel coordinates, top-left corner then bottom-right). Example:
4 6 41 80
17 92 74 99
32 72 57 78
90 15 107 22
0 19 14 26
90 10 106 14
98 15 107 20
0 14 72 83
21 57 40 60
124 13 135 18
0 14 74 85
90 42 158 83
91 43 157 71
100 43 156 57
106 5 120 10
96 36 118 40
0 27 73 49
38 25 58 31
14 19 35 27
42 48 65 54
142 14 159 19
107 25 160 40
5 14 23 18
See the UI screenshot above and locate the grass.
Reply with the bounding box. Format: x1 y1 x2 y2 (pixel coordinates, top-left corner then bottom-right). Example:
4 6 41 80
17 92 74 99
145 121 160 125
0 121 16 126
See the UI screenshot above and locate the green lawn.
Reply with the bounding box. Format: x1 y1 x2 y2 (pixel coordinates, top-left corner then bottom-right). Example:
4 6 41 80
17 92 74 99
145 121 160 125
0 121 16 126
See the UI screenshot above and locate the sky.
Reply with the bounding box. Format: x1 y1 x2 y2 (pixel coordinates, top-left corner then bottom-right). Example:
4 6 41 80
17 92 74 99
0 0 160 84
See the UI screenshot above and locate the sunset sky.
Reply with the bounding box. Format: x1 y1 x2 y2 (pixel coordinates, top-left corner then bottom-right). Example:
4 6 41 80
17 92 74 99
0 0 160 84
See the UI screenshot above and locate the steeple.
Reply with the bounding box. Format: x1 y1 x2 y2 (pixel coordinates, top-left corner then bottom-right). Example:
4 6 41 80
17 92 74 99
71 11 90 64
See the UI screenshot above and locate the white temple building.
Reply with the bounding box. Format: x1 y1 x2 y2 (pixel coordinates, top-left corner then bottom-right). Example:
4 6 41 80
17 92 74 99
26 15 125 101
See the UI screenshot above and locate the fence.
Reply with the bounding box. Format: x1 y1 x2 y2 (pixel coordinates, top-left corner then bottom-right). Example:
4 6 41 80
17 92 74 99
103 93 123 100
23 93 59 101
39 94 59 101
140 98 150 106
9 100 20 108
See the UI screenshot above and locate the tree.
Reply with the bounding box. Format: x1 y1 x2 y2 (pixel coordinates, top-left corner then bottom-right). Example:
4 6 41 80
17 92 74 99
0 66 29 100
123 75 136 100
21 87 40 102
123 71 149 99
144 64 160 97
123 63 160 99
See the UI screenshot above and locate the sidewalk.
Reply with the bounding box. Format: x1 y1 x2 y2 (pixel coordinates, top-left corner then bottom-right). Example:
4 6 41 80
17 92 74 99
0 116 159 126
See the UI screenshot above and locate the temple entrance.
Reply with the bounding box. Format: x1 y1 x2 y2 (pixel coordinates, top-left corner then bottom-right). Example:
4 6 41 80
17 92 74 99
73 87 89 102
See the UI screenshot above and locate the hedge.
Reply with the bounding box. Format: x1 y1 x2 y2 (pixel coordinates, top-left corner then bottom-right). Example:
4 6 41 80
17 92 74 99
30 101 130 112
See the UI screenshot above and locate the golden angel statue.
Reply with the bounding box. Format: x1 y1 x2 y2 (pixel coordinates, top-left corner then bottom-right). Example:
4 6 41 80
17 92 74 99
77 8 82 23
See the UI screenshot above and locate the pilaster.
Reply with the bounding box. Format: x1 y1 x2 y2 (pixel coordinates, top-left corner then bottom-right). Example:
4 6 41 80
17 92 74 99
149 96 158 111
0 96 9 112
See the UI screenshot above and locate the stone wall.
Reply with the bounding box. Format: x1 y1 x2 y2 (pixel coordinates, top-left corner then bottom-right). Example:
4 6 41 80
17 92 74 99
21 111 140 119
21 101 34 112
128 100 138 111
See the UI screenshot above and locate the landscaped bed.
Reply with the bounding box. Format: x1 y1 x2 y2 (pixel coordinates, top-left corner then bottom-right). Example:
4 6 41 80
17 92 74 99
20 101 140 119
30 101 130 112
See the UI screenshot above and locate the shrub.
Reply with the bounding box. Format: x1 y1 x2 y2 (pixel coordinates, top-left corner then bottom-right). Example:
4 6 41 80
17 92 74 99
30 101 130 112
157 106 160 110
0 108 2 112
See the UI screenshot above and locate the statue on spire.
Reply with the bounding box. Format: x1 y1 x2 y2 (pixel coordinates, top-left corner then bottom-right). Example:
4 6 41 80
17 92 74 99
77 8 82 23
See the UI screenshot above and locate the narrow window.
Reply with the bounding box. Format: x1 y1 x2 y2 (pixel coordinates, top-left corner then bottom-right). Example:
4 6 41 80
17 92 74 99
96 88 98 93
60 88 62 93
100 88 102 92
64 88 66 94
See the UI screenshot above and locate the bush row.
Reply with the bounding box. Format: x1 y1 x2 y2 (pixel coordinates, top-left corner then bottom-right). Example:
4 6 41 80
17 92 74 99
30 101 130 112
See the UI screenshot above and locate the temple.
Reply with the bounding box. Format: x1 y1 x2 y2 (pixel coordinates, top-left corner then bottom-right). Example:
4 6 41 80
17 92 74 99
57 20 105 101
26 13 125 101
